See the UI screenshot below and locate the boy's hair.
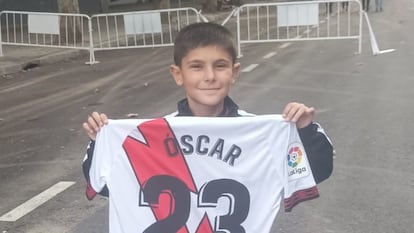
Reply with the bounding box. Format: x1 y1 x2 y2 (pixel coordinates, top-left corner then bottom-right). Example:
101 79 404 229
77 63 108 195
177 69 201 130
173 22 237 66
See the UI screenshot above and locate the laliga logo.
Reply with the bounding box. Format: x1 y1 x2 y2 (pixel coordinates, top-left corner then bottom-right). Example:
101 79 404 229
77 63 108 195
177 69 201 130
287 146 302 167
287 145 307 177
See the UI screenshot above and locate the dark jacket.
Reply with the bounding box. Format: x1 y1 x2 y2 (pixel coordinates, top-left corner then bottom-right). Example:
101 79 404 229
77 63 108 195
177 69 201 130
83 96 333 198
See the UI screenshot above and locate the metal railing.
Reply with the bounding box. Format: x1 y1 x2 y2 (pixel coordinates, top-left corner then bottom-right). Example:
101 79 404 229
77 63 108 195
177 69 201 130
232 0 363 57
0 2 374 65
0 10 96 63
90 7 207 51
0 7 207 64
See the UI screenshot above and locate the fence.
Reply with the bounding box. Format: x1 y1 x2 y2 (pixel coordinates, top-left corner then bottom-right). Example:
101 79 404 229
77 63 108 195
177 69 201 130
0 1 382 64
0 10 95 63
232 0 363 57
91 7 207 52
0 7 207 64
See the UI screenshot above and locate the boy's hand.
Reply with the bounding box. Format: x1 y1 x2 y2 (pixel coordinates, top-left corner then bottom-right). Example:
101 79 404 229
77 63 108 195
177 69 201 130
282 102 315 129
82 112 108 140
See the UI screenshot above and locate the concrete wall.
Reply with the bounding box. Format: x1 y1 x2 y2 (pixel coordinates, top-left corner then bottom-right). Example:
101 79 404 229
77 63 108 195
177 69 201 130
0 0 58 12
79 0 105 14
0 0 105 14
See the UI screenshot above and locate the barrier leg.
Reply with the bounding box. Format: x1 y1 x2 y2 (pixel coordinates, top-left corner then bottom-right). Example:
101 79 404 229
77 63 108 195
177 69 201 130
363 11 394 55
0 24 3 57
85 18 99 65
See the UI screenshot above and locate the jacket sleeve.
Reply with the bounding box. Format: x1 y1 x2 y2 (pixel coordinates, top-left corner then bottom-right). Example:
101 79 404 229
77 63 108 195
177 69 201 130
298 122 334 184
82 140 109 199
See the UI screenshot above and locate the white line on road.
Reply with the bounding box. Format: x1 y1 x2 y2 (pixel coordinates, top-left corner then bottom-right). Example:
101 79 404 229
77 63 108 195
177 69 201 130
241 64 259 73
316 109 330 114
0 181 76 222
279 43 291 49
263 52 277 59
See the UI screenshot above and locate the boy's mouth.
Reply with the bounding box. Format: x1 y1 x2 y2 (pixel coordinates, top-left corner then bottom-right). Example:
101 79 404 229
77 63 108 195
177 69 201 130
200 87 220 90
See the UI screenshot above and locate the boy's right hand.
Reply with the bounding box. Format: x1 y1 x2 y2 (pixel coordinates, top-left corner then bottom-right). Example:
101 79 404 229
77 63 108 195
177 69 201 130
82 112 108 140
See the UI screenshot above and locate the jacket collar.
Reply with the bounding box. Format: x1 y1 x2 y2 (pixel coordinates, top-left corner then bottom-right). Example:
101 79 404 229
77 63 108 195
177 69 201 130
176 96 240 117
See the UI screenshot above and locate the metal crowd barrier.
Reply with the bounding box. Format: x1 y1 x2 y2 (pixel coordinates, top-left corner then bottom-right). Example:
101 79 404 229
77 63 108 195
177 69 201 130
232 0 363 57
91 7 207 52
0 7 206 64
0 10 96 64
0 2 368 65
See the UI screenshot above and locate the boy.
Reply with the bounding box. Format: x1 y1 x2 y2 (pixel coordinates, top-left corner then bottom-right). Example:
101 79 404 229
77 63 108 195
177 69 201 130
82 22 333 198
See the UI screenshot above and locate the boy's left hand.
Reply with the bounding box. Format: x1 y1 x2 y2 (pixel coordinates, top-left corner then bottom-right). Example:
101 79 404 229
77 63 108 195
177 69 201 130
282 102 315 129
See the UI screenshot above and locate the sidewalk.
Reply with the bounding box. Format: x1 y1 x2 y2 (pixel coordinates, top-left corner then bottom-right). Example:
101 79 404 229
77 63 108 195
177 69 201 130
0 46 86 76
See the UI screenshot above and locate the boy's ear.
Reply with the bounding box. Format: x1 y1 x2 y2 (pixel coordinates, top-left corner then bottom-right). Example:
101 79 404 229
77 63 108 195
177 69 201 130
232 62 241 84
170 65 183 86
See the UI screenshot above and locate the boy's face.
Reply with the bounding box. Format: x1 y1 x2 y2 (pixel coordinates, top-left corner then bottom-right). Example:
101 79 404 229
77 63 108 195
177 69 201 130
170 45 240 116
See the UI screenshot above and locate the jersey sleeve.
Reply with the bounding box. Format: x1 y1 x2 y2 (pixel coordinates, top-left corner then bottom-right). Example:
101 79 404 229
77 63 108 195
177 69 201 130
283 123 319 212
88 121 118 199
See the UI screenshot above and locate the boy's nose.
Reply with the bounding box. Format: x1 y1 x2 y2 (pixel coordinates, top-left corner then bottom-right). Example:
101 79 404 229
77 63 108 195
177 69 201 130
204 66 215 81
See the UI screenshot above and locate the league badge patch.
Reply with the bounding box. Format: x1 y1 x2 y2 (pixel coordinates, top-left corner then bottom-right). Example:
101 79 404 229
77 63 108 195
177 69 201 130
287 142 310 180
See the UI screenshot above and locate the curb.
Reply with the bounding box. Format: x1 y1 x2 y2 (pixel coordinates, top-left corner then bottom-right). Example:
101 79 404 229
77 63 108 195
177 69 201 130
0 62 21 76
0 49 85 76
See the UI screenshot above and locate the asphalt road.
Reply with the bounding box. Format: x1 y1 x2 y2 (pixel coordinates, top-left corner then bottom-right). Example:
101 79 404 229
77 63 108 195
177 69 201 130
1 1 414 232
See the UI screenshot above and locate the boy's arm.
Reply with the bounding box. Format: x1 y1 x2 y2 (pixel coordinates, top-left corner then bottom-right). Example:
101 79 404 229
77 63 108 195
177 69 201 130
298 123 333 184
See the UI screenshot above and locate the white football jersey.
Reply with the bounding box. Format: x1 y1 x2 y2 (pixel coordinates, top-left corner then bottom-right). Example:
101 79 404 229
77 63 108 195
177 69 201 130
89 115 319 233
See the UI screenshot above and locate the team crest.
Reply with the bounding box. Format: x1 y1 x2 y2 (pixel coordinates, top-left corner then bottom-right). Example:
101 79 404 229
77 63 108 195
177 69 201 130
287 142 310 180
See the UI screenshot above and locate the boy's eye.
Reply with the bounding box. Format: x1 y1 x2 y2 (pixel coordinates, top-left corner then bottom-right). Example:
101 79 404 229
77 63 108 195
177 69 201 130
189 64 203 69
215 62 230 69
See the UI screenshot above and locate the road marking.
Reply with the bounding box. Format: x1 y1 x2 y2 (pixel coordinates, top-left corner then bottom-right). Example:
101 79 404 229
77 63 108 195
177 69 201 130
0 181 75 222
241 64 259 73
279 43 291 49
263 52 277 59
316 108 330 114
